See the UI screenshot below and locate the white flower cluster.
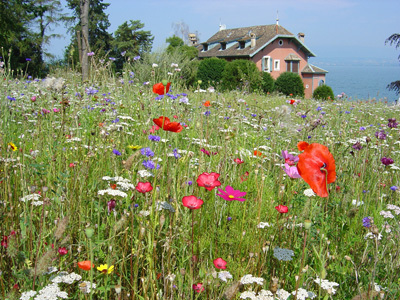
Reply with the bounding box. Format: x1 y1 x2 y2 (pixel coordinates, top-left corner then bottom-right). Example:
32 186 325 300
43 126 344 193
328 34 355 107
51 272 82 284
116 181 135 191
387 204 400 215
314 277 339 294
20 283 68 300
292 288 316 300
364 232 382 240
379 210 394 219
42 77 65 92
20 193 41 202
79 281 96 294
102 176 131 183
137 170 153 178
218 271 233 282
273 247 295 261
257 222 272 228
98 189 127 198
304 189 315 197
240 274 264 285
240 289 275 300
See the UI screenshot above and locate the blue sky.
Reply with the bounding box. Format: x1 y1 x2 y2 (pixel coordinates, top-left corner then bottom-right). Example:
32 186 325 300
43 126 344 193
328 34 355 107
49 0 400 65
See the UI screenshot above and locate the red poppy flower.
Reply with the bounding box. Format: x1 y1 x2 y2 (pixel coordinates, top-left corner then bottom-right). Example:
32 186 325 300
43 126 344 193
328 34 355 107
153 82 171 95
196 172 221 191
254 150 263 157
289 99 296 105
135 182 153 193
213 257 227 269
297 142 336 197
192 283 205 293
275 204 288 214
182 195 204 209
78 260 94 271
203 101 211 107
153 116 183 133
110 183 117 190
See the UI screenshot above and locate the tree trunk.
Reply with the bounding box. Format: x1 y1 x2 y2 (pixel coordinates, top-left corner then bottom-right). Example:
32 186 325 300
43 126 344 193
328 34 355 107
80 0 89 81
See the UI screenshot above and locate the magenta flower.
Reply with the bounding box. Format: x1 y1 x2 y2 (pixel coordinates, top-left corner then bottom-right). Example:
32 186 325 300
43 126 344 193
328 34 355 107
213 257 227 269
381 157 394 166
281 150 299 166
282 163 301 178
217 185 247 202
197 172 221 191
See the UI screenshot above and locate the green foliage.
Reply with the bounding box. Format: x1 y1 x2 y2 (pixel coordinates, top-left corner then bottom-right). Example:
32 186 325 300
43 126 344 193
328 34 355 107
275 71 305 97
261 71 275 94
166 36 198 61
313 84 334 100
196 57 227 89
385 33 400 95
220 59 262 92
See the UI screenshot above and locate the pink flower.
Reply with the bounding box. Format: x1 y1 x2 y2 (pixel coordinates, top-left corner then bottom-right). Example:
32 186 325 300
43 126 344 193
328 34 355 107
135 182 153 193
197 172 221 191
182 195 204 209
192 283 204 293
201 148 217 156
69 163 75 168
281 150 299 166
107 199 116 212
234 158 244 164
275 204 288 214
53 108 60 113
217 185 247 202
213 257 227 269
31 96 36 102
58 247 68 256
282 163 301 178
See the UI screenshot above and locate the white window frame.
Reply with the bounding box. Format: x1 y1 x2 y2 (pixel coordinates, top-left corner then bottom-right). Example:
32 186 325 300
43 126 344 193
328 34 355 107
274 59 280 71
262 56 272 72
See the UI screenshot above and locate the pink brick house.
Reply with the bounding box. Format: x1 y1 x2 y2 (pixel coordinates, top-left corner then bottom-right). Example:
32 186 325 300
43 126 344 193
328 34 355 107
197 24 327 98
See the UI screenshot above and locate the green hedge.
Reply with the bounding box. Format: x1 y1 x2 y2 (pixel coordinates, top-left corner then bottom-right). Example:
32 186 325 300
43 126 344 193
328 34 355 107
275 72 305 97
196 58 227 89
313 84 334 100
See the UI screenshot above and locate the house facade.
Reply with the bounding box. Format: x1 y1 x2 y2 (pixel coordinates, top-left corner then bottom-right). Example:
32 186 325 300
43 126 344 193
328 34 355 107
197 24 327 98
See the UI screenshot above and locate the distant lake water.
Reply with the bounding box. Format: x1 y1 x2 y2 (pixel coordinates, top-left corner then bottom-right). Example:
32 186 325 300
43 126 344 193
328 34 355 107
319 64 400 102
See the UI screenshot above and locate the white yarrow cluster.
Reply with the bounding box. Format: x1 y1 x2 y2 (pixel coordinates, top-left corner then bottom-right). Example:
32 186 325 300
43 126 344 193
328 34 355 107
137 170 153 178
314 277 339 294
379 210 394 219
240 274 264 285
304 189 316 197
387 204 400 215
218 271 233 282
20 193 41 203
240 289 274 300
257 222 272 228
42 77 65 91
292 288 316 300
98 189 127 198
79 281 96 294
102 176 131 183
51 272 82 284
116 181 135 191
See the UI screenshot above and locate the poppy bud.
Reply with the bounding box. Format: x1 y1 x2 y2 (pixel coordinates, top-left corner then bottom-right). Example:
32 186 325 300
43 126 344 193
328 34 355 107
161 79 168 86
85 228 94 239
304 220 312 230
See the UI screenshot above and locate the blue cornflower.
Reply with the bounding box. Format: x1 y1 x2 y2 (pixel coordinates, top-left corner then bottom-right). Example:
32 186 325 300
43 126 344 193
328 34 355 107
142 160 160 170
86 86 98 95
141 147 154 157
345 111 350 114
316 106 322 111
148 135 161 142
251 113 257 117
173 148 181 159
362 217 372 228
359 126 366 131
109 57 116 61
301 114 307 118
129 71 134 78
7 96 16 101
113 149 122 156
133 55 140 61
111 118 120 123
187 181 193 186
134 203 139 208
26 58 31 61
390 186 398 191
227 217 232 221
204 111 211 116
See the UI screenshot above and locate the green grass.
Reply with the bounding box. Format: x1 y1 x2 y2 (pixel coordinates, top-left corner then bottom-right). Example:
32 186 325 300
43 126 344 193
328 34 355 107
1 62 399 300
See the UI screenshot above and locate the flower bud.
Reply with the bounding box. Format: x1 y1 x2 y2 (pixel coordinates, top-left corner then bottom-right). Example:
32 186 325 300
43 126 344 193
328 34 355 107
85 228 94 239
161 79 168 86
304 220 312 230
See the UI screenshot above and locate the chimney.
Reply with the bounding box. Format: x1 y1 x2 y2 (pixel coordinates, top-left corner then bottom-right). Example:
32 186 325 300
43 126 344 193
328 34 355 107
188 33 198 46
250 33 256 48
298 32 305 43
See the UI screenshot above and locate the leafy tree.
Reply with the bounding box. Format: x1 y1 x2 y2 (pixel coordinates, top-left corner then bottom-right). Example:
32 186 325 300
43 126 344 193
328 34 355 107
166 36 198 60
275 72 305 97
261 72 275 94
312 84 334 100
196 57 227 89
385 33 400 95
220 59 262 92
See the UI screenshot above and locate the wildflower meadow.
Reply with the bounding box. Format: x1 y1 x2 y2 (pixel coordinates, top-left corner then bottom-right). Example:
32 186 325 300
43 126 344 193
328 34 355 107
1 57 400 300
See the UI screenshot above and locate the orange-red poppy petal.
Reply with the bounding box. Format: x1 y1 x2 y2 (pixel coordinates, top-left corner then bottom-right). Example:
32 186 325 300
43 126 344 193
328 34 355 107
297 143 336 198
153 116 170 129
297 141 309 151
165 122 183 133
153 82 171 95
78 260 94 271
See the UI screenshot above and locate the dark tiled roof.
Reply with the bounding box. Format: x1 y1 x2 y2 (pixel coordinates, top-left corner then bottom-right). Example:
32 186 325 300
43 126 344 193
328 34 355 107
285 53 301 61
301 64 328 74
197 24 315 58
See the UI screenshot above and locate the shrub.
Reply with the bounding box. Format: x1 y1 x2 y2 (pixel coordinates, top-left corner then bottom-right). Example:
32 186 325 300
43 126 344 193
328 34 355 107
275 72 305 97
196 58 227 89
261 72 275 94
313 84 335 100
220 59 262 92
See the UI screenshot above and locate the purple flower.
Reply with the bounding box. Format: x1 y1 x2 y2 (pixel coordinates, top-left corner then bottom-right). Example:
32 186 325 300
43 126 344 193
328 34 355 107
173 148 181 159
251 113 257 117
107 199 116 212
359 126 366 131
87 52 95 56
381 157 394 166
281 150 299 166
112 149 122 156
148 135 160 142
140 147 154 157
282 163 301 179
204 111 211 116
133 56 140 60
111 118 120 123
352 142 362 150
109 57 116 61
301 114 307 119
26 58 31 61
375 130 387 140
390 186 398 191
227 217 232 221
142 160 160 170
86 86 99 95
362 217 372 228
187 181 193 186
388 118 398 128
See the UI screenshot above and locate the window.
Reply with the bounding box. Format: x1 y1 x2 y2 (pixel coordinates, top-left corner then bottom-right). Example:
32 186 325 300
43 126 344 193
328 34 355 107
203 44 208 51
262 56 272 72
319 80 325 86
286 61 299 73
278 39 284 46
220 42 226 50
274 59 280 71
239 41 245 49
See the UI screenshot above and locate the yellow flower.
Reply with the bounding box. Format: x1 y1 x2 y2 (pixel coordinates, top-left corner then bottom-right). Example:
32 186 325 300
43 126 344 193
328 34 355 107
97 264 114 274
8 142 17 151
128 145 141 150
